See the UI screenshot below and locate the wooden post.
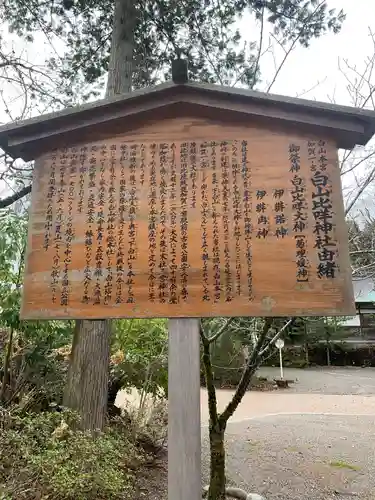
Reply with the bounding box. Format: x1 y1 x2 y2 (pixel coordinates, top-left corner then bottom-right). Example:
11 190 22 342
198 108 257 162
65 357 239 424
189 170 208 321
279 346 284 380
168 318 201 500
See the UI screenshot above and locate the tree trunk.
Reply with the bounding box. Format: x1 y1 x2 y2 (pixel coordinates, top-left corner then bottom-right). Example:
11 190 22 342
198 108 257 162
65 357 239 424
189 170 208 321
64 0 137 431
208 426 226 500
326 343 331 366
63 320 110 431
303 321 309 366
0 327 14 403
107 0 136 96
304 341 309 366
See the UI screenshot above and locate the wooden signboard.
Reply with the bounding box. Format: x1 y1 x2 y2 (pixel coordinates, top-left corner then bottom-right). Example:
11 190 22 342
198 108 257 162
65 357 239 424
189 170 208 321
21 117 355 319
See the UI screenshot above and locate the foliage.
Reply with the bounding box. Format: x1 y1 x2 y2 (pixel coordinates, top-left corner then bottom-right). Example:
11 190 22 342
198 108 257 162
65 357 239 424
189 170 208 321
200 317 300 386
1 0 345 100
120 396 168 457
347 216 375 278
284 316 348 345
0 211 73 407
0 211 166 408
0 0 350 496
0 211 27 296
201 316 366 380
0 338 70 410
0 0 348 213
0 409 138 500
202 316 286 367
200 318 245 387
264 341 375 367
0 211 72 339
112 318 168 398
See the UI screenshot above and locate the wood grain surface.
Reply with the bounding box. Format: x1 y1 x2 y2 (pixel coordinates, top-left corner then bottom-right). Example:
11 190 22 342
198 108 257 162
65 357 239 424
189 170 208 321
168 319 201 500
21 116 355 319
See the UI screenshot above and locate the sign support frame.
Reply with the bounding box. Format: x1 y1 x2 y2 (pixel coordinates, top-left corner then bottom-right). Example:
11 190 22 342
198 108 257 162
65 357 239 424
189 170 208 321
275 338 285 379
168 318 202 500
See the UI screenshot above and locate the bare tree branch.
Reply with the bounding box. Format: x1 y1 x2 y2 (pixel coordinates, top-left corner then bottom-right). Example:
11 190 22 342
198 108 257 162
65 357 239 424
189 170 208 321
341 150 375 176
218 318 273 425
258 318 293 357
345 166 375 216
350 250 375 255
251 1 265 89
207 318 235 344
0 185 31 209
267 0 326 93
200 322 219 427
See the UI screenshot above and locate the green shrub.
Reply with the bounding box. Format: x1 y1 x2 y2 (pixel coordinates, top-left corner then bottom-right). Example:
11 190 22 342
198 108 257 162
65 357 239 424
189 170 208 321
0 409 138 499
112 319 168 398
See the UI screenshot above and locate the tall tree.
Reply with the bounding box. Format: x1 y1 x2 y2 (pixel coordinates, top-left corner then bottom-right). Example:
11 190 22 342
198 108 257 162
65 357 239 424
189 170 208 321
0 0 346 208
1 0 345 430
62 0 138 431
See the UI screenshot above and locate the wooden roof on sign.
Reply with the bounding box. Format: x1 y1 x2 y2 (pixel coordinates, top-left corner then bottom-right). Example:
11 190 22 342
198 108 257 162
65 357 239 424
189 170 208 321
1 81 375 160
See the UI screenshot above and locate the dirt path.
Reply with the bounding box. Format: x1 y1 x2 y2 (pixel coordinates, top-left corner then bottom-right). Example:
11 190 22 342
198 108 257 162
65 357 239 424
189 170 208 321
200 390 375 424
199 367 375 424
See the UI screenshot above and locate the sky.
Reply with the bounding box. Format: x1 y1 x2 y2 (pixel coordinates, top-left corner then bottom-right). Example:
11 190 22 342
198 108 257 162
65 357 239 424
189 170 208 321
240 0 375 220
246 0 374 103
1 0 375 216
2 0 374 113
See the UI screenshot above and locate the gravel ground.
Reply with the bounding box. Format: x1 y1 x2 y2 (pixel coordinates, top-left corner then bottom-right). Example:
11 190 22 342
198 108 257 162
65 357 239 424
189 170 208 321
134 368 375 499
202 414 375 500
138 414 375 500
257 367 375 395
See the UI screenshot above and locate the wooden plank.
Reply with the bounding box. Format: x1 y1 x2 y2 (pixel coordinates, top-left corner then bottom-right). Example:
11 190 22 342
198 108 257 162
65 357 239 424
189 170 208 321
168 318 201 500
21 117 355 319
